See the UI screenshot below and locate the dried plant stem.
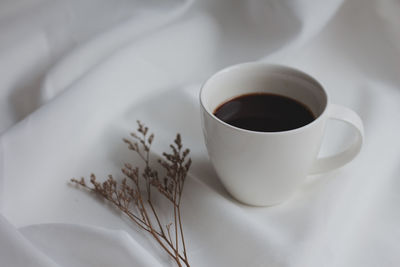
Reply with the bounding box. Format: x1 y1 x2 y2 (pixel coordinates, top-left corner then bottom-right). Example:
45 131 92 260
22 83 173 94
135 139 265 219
71 121 191 267
178 206 188 261
149 201 165 235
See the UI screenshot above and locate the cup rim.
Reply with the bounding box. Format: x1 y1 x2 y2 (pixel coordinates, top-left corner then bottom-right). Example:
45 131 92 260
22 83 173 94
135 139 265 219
199 62 329 135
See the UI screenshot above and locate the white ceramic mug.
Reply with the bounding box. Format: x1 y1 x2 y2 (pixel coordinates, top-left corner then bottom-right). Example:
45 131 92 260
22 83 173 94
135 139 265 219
200 63 364 206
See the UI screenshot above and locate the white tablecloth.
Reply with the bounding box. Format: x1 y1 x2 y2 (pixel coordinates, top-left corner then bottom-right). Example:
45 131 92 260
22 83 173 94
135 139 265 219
1 0 399 266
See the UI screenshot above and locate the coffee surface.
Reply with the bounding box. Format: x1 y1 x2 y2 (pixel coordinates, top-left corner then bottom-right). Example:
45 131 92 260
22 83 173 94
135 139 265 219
213 93 315 132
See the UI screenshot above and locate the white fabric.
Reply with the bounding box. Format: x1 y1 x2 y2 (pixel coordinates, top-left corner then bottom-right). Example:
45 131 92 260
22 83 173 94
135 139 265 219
1 0 400 266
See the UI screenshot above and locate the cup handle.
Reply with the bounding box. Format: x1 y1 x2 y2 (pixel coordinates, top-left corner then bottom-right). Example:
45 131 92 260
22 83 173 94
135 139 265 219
309 104 364 174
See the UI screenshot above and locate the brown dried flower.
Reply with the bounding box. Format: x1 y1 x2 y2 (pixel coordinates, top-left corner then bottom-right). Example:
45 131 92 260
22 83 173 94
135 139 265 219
71 121 191 267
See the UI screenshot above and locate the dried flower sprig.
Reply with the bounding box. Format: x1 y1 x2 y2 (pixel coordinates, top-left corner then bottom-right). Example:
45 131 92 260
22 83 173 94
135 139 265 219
71 121 191 267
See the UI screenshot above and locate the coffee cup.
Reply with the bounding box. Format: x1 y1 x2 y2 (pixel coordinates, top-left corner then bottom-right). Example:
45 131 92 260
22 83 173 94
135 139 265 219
200 62 364 206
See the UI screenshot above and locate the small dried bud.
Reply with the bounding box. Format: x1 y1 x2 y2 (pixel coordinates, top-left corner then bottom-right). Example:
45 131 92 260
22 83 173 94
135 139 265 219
183 149 190 158
174 134 182 149
130 132 138 139
124 163 132 169
148 134 154 144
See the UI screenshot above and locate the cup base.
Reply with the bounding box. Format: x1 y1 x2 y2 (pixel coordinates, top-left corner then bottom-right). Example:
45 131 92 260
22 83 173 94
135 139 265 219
227 191 291 207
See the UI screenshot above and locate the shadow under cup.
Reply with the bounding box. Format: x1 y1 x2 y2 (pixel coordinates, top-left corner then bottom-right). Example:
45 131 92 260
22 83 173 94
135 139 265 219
200 63 329 206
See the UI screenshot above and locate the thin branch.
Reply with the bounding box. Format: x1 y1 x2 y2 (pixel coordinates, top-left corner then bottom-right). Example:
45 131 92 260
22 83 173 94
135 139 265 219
149 200 166 236
174 182 179 260
177 205 188 262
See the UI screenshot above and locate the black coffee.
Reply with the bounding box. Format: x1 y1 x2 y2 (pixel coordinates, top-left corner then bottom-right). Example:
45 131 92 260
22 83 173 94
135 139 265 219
213 93 315 132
